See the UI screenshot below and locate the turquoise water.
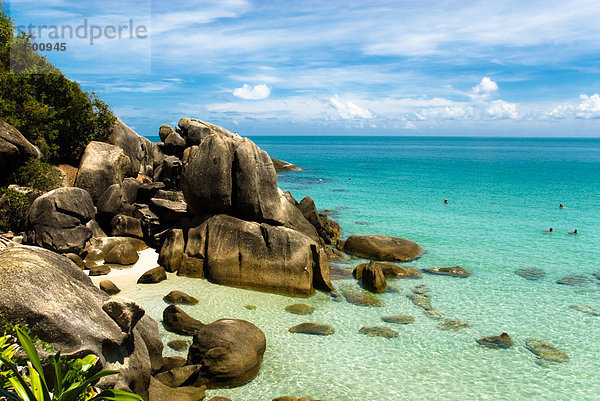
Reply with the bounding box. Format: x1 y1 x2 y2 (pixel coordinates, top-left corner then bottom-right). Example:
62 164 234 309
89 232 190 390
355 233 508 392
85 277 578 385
135 136 600 400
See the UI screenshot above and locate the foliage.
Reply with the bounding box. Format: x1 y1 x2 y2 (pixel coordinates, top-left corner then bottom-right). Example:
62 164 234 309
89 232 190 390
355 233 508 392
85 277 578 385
0 187 30 232
0 326 142 401
0 2 116 165
14 159 63 192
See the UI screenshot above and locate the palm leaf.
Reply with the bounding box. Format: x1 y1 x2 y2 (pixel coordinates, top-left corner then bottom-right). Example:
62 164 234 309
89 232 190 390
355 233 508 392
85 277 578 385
0 354 37 401
89 389 143 401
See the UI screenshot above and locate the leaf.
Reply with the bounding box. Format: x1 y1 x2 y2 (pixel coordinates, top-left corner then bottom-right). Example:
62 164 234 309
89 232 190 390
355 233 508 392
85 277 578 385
59 370 120 401
52 353 64 397
0 388 23 401
0 354 37 401
77 355 98 373
15 328 50 401
88 389 142 401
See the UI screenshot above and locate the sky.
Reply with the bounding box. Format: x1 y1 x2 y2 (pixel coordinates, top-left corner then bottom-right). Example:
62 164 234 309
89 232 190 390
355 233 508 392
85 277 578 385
6 0 600 137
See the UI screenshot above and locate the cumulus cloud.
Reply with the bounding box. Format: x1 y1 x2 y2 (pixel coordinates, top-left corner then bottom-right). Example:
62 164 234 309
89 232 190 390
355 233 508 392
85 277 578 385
545 94 600 119
486 99 519 119
415 105 474 120
471 77 499 99
233 84 271 100
328 94 373 119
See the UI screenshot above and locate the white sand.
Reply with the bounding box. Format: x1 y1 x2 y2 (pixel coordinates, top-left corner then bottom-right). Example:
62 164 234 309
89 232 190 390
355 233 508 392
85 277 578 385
88 248 160 289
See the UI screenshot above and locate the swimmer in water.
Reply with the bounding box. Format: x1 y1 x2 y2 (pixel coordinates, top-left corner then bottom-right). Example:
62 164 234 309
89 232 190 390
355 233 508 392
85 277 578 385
559 204 564 209
444 199 448 204
543 228 553 233
568 229 578 235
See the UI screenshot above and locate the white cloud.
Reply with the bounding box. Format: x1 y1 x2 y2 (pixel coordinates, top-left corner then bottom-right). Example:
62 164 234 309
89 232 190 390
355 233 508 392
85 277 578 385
486 99 519 119
233 84 271 100
471 77 499 99
328 95 373 119
576 94 600 118
415 105 475 120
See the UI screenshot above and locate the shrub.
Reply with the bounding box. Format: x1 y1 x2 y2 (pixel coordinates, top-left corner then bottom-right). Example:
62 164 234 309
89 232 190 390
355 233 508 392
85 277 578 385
14 158 63 192
0 187 30 232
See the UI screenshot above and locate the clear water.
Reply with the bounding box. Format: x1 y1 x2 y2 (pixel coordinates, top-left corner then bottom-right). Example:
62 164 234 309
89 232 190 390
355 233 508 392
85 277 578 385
130 136 600 400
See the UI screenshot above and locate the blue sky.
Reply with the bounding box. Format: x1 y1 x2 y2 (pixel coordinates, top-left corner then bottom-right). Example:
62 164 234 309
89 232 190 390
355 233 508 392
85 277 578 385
7 0 600 137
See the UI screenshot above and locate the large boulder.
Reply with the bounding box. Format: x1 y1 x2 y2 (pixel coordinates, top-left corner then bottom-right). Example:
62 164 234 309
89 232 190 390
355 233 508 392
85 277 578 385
271 158 301 172
187 319 266 388
178 117 239 146
158 229 185 272
0 119 41 185
107 118 154 177
163 305 204 335
181 135 284 224
75 141 131 202
184 214 333 296
25 187 95 253
343 234 424 262
297 196 340 244
0 246 163 399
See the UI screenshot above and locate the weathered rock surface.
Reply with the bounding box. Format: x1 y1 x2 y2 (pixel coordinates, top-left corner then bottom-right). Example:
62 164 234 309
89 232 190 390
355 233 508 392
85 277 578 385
97 184 134 218
163 131 187 156
159 229 185 272
515 268 546 281
354 261 422 279
164 290 199 305
138 266 167 284
0 246 163 399
25 187 95 253
438 320 470 331
361 262 387 293
150 197 191 224
359 326 399 338
148 376 206 401
423 266 471 277
163 305 204 336
476 333 514 349
407 293 433 311
569 304 600 316
381 315 415 325
284 304 315 315
525 339 569 363
167 339 191 352
65 253 85 269
341 288 383 307
89 264 111 276
271 158 301 172
110 214 143 238
0 119 41 184
83 236 147 263
178 117 239 146
556 275 592 286
297 196 341 245
75 141 131 202
108 118 154 177
184 214 333 296
99 280 121 295
288 323 335 336
187 319 266 388
105 242 139 265
343 235 424 262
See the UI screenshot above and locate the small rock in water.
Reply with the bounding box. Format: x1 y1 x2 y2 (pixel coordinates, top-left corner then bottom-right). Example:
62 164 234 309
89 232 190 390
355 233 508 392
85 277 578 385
422 266 471 277
424 310 445 320
341 289 383 307
556 275 591 286
382 315 415 324
476 333 514 349
138 266 167 284
163 290 198 305
438 319 470 331
359 326 399 338
99 279 120 295
355 221 371 225
386 285 402 294
353 261 421 279
525 339 569 363
89 264 111 276
167 339 191 351
407 293 433 311
361 262 387 293
412 285 430 294
244 305 257 310
515 268 546 281
569 304 600 316
162 305 204 336
594 271 600 280
288 323 334 336
285 303 315 315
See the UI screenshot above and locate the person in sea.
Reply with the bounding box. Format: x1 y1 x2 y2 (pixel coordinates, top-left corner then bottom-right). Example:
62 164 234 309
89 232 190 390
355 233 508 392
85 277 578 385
559 203 564 209
568 229 578 235
543 228 553 233
444 199 448 204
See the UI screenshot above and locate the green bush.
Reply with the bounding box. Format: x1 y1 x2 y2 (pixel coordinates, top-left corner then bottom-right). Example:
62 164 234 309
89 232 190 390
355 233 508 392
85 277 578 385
0 2 116 165
0 187 30 232
14 159 63 192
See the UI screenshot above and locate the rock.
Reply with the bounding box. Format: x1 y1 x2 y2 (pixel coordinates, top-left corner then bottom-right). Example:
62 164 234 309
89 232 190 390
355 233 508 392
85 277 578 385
65 253 85 269
381 315 415 324
159 125 175 142
121 177 141 204
167 340 191 352
210 398 233 401
407 293 433 311
148 376 205 401
359 326 399 338
0 119 41 185
288 323 335 336
154 364 202 387
164 290 199 306
110 214 143 239
159 229 185 272
107 118 154 177
343 235 424 262
100 280 121 295
438 320 470 331
25 187 95 253
184 214 333 296
271 158 301 172
83 236 147 263
97 184 134 218
296 196 341 245
515 268 546 281
297 196 324 233
138 266 167 284
525 339 569 363
163 305 204 336
0 246 163 399
354 261 422 279
341 288 383 307
244 305 257 310
285 304 315 315
595 271 600 280
178 117 239 146
412 285 430 294
102 299 145 335
178 254 205 278
89 264 111 276
556 275 591 286
423 266 472 277
87 219 107 238
150 197 191 224
105 242 139 265
280 196 320 242
181 134 285 223
138 182 166 202
157 156 183 190
75 141 131 202
424 310 445 320
163 131 187 156
569 304 600 316
160 356 187 372
187 318 266 388
361 262 387 293
476 333 514 349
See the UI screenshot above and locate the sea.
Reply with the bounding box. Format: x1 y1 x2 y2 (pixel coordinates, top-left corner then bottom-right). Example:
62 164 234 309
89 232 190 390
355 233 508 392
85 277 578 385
128 136 600 400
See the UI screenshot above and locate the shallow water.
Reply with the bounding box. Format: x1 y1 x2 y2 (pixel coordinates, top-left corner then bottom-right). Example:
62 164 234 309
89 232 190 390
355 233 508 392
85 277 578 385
131 136 600 400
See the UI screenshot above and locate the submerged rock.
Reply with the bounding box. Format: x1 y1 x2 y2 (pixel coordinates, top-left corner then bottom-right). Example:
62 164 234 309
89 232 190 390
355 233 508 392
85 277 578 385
163 305 204 336
353 261 422 280
341 288 383 307
407 293 433 311
569 304 600 316
476 333 514 349
411 285 430 294
515 268 546 281
138 266 167 284
556 275 592 286
285 304 315 315
359 326 399 338
422 266 471 277
288 323 335 336
424 310 445 320
438 320 471 331
167 339 191 352
164 290 199 305
525 339 569 363
244 305 257 310
343 235 424 262
381 315 415 325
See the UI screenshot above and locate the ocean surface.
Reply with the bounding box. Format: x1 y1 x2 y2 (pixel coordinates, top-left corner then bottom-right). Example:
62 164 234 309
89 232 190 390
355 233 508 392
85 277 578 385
132 136 600 400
